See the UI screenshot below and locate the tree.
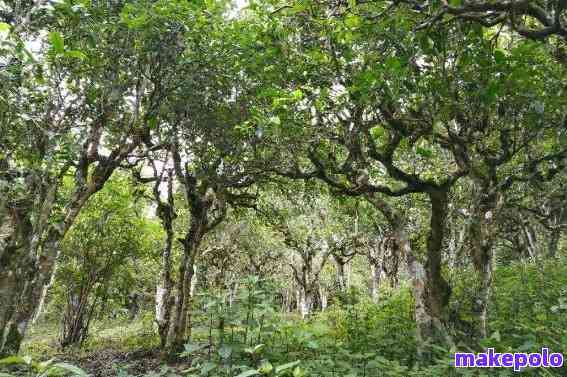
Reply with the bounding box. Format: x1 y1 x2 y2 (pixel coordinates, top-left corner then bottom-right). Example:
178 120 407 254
0 0 186 354
246 0 566 349
126 0 265 353
55 175 156 348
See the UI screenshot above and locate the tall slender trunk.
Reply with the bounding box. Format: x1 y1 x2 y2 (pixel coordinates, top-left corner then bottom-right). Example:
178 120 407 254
156 227 174 348
228 281 238 307
0 206 33 356
548 230 560 258
547 208 565 258
298 286 312 319
166 249 195 354
424 190 451 336
369 263 381 304
166 213 206 354
404 244 430 358
189 264 198 298
522 222 538 259
334 258 346 291
470 186 500 339
152 168 176 348
319 284 328 311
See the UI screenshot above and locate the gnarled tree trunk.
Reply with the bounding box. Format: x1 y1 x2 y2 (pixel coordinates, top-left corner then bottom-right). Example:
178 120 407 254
368 192 452 358
423 190 452 341
469 184 501 339
166 207 207 354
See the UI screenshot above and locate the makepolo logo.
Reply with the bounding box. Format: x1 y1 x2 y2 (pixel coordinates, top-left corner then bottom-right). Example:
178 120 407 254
454 348 564 372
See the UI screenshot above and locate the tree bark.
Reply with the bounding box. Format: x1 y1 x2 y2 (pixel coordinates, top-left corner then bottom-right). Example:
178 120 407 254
166 211 206 354
319 284 328 311
424 190 452 335
469 186 500 339
334 257 347 292
548 229 560 258
298 286 313 319
369 263 381 304
367 193 452 356
156 229 174 348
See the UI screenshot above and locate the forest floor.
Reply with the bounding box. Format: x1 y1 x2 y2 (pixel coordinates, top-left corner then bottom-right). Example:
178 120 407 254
22 315 181 376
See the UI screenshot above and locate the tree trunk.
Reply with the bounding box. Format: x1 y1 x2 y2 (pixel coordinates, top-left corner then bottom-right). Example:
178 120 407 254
154 168 176 348
298 286 312 319
1 118 139 355
319 284 328 311
0 226 62 356
190 264 198 298
469 187 500 339
59 291 90 348
424 190 452 339
548 229 560 258
0 213 31 357
0 188 54 356
522 222 538 259
369 263 381 304
166 213 206 355
367 193 452 357
156 229 173 348
166 252 194 354
405 246 430 358
334 258 346 291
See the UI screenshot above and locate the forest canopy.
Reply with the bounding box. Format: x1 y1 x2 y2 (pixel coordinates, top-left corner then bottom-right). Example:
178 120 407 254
0 0 566 376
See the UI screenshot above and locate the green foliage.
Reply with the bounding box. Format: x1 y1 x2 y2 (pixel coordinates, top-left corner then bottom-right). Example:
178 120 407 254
48 174 161 346
0 356 87 377
3 0 566 375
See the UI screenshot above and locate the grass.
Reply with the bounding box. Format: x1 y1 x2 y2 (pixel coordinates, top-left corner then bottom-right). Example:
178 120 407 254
25 316 156 353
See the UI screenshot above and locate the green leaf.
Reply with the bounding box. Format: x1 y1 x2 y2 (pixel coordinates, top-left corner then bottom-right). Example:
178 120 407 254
48 362 88 376
291 0 307 13
218 345 232 360
147 117 158 129
199 362 216 375
269 115 281 125
275 361 301 374
345 14 361 29
291 89 303 100
0 356 30 366
306 340 319 349
258 361 273 374
181 342 207 356
483 81 500 103
0 22 10 39
48 31 65 53
244 344 265 355
494 49 506 65
64 50 87 60
293 367 306 377
234 370 260 377
385 56 402 72
416 147 433 158
490 330 501 342
36 358 56 372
